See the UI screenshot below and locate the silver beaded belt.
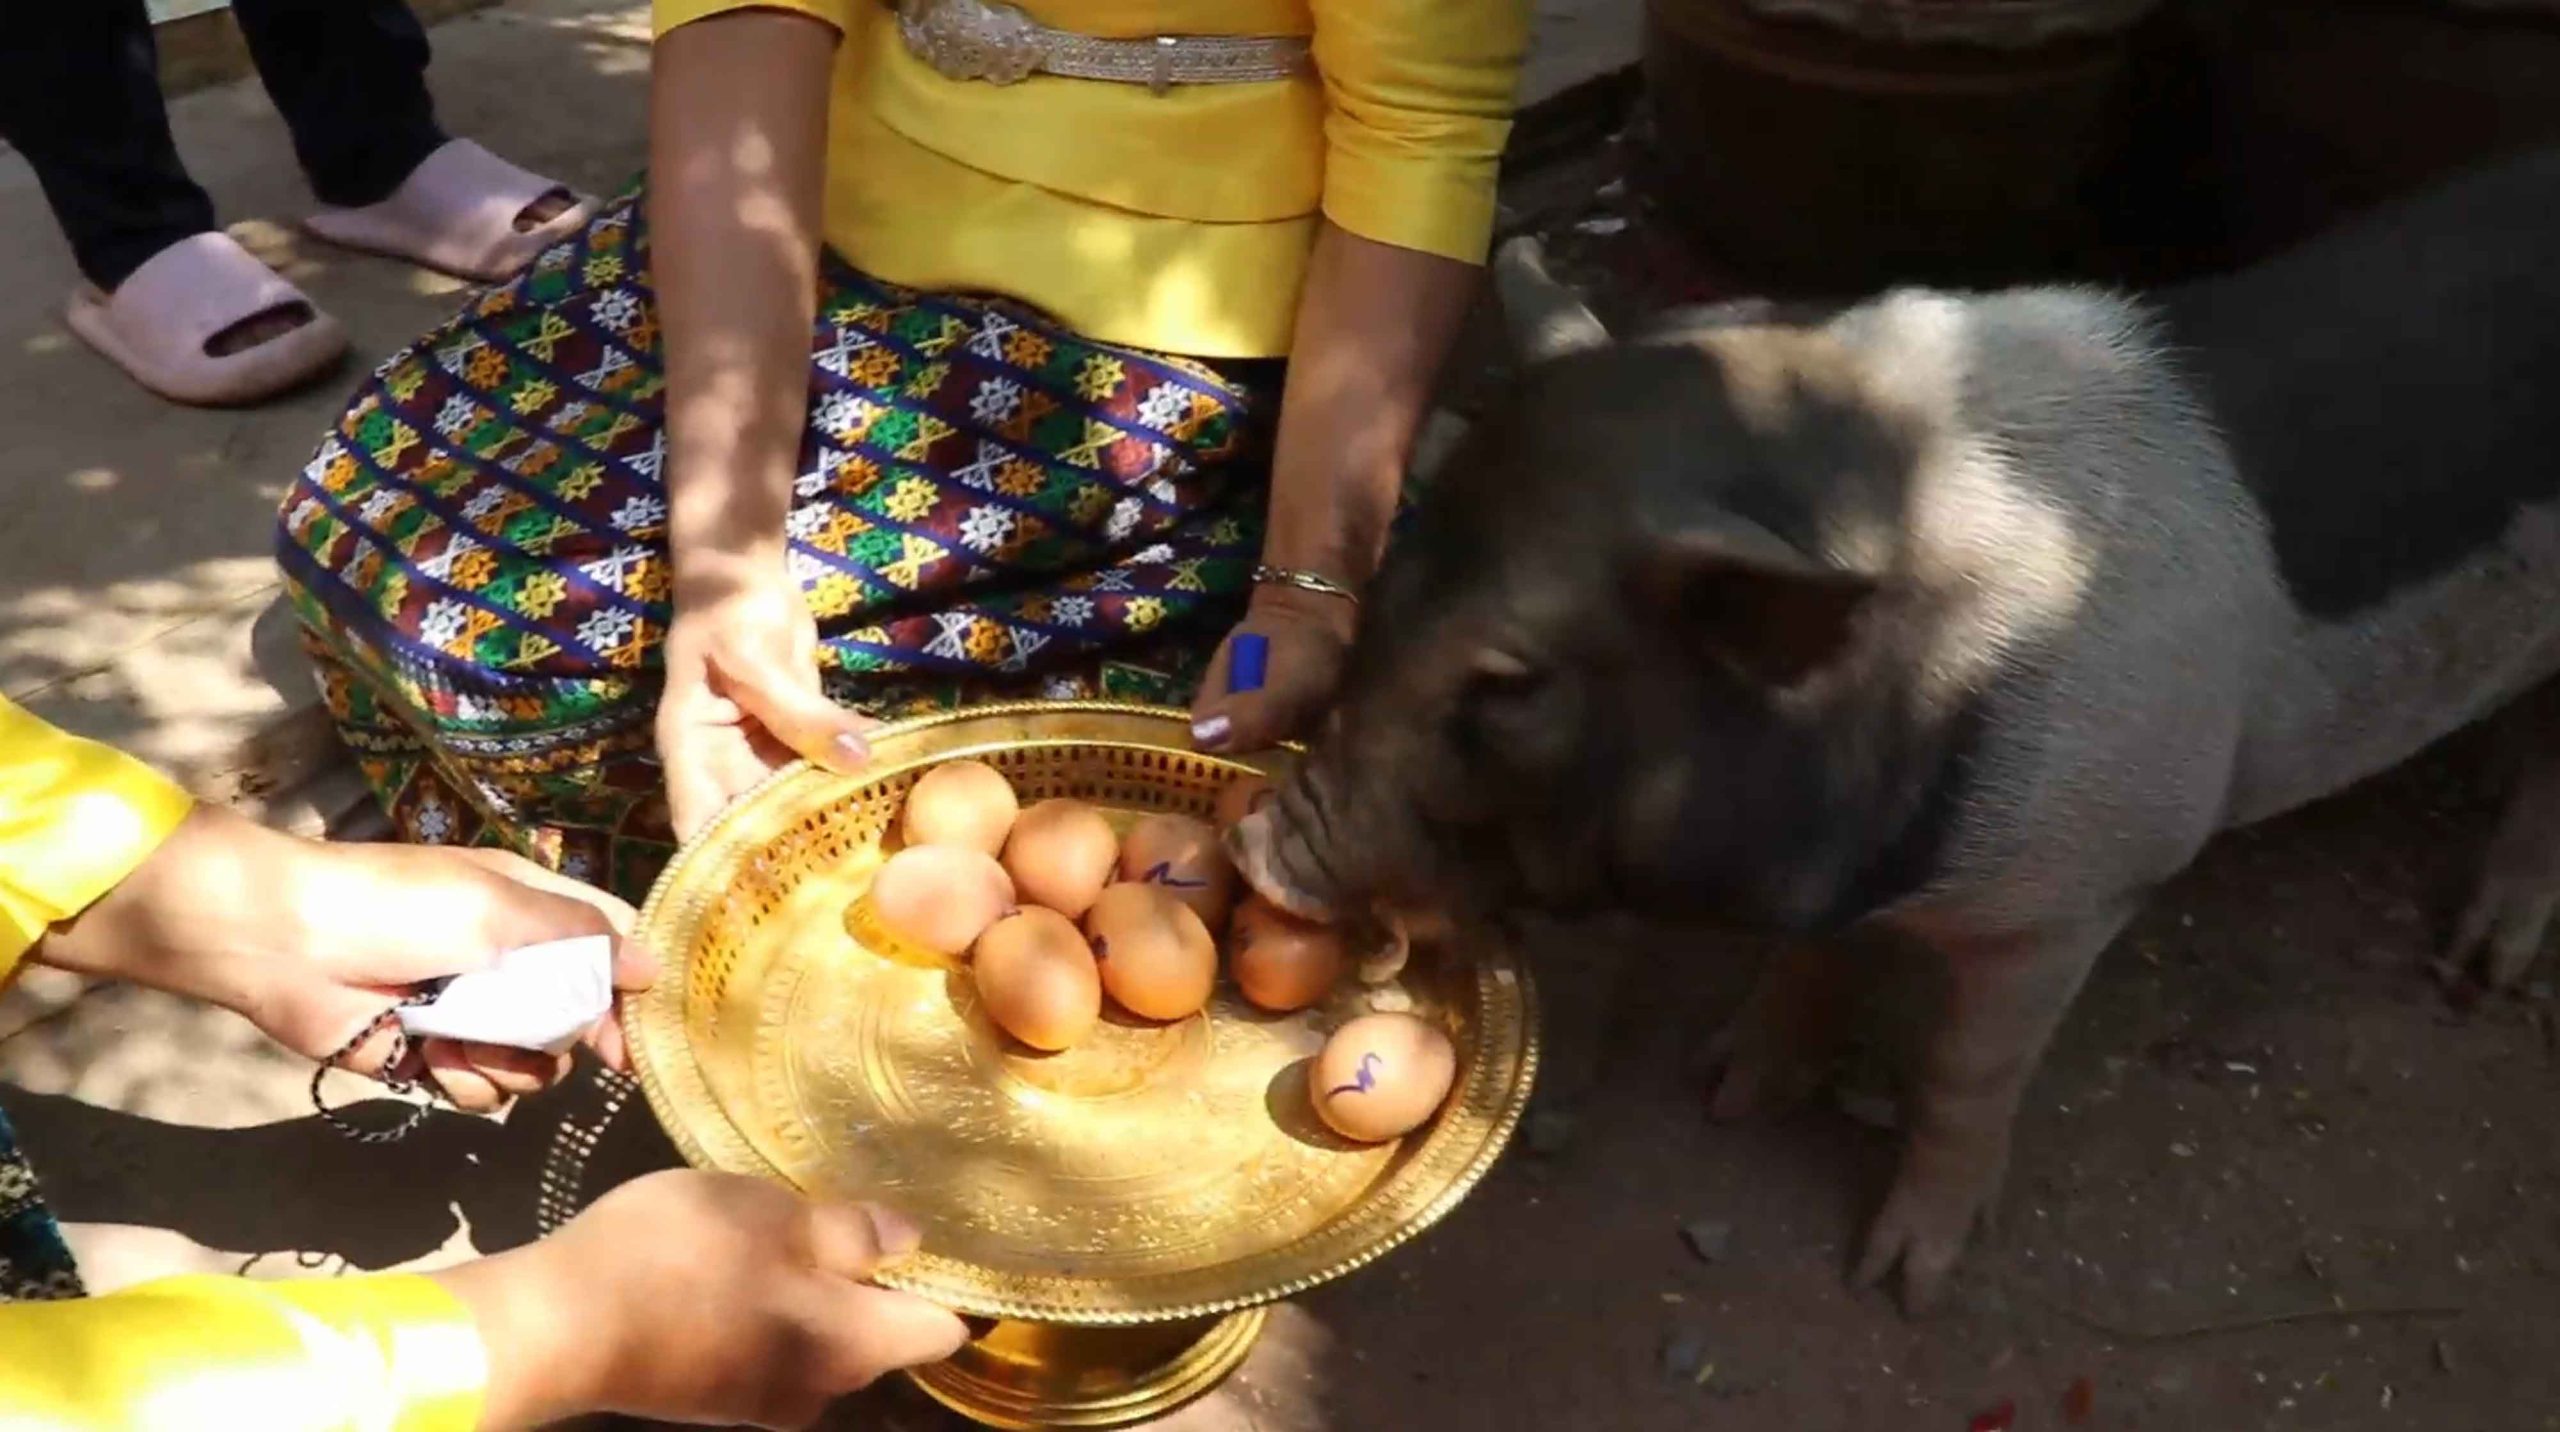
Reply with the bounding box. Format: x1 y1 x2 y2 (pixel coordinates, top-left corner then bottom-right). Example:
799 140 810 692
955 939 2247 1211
895 0 1310 93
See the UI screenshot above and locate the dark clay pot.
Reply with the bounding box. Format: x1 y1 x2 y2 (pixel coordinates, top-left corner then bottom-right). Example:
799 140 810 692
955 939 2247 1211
1641 0 2147 291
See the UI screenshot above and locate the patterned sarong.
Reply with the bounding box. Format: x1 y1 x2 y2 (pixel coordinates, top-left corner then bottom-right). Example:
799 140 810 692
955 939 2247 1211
279 189 1279 903
0 1099 82 1303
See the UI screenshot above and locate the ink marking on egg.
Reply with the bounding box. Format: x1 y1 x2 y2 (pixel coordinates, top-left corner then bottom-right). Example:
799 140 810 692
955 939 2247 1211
1092 935 1110 961
1139 860 1211 889
1325 1052 1384 1101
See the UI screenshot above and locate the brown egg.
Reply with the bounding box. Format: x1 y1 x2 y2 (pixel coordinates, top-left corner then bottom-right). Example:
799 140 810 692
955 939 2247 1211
1084 883 1217 1021
1001 799 1120 918
1228 895 1345 1013
1213 774 1274 831
900 760 1021 856
1116 813 1236 926
972 908 1101 1051
1308 1012 1458 1143
860 845 1015 957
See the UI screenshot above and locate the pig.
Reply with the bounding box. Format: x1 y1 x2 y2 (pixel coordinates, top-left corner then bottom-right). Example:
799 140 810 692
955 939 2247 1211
1229 147 2560 1310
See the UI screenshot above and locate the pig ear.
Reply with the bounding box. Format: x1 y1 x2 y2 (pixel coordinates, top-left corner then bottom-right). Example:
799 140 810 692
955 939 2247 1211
1493 237 1611 362
1635 519 1878 687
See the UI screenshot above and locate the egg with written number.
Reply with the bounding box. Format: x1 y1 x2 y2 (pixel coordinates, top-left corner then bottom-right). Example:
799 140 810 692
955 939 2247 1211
860 844 1015 957
1228 895 1345 1013
1084 882 1218 1021
972 908 1101 1052
1117 813 1235 926
1309 1012 1457 1143
899 759 1021 856
1001 798 1119 918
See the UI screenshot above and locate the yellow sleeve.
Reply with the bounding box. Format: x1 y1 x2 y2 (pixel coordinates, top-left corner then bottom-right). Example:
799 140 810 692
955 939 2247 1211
0 696 195 977
653 0 856 38
1308 0 1531 264
0 1273 486 1432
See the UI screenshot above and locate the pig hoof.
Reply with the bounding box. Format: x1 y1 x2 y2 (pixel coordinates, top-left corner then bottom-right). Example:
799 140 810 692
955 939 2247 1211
2448 872 2557 990
1850 1164 1998 1315
1700 943 1851 1122
1701 1023 1828 1123
2452 753 2560 990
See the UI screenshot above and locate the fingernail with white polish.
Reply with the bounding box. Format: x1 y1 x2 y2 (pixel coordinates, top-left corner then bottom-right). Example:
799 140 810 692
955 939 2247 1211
831 731 870 767
1192 715 1231 749
868 1206 925 1259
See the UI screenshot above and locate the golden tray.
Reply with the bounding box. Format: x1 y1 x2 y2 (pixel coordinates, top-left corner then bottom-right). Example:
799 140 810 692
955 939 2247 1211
625 702 1539 1428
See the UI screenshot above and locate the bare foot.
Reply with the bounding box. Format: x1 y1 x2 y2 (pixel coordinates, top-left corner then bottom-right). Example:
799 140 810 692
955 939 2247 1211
515 187 576 233
205 302 317 358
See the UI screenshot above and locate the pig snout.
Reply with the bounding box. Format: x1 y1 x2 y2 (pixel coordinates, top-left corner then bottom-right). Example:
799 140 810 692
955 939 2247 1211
1225 786 1350 923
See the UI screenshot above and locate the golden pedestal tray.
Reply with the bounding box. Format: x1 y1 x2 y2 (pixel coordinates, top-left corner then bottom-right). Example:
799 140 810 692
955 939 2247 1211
624 703 1539 1429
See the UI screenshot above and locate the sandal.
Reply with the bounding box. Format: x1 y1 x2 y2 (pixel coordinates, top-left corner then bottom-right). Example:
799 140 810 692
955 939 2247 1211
63 231 349 408
302 139 595 283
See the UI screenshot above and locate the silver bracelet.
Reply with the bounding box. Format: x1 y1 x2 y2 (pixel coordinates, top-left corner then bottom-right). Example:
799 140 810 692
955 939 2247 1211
1252 564 1360 605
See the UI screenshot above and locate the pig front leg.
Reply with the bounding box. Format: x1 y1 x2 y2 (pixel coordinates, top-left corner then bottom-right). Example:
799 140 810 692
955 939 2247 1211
1705 939 1855 1123
2449 739 2560 989
1514 916 1633 1156
1854 909 2130 1313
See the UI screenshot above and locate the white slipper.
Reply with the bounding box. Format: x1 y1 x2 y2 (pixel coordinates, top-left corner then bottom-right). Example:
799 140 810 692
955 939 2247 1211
303 138 595 283
63 231 348 407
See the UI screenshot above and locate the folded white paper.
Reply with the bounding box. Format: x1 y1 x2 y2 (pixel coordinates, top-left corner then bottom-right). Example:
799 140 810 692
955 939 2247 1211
395 935 616 1054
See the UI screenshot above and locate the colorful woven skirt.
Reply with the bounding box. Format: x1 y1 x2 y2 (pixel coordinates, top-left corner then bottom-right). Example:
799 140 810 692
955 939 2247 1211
278 190 1278 903
0 1099 82 1303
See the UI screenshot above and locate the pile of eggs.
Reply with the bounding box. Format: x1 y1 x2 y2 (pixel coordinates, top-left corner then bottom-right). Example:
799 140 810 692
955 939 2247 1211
855 759 1458 1144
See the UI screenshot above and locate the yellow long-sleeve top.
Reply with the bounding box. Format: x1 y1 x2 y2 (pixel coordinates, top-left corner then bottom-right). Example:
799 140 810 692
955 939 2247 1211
0 696 486 1431
654 0 1531 358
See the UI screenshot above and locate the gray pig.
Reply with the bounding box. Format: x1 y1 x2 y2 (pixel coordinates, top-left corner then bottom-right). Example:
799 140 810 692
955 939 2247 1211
1229 148 2560 1310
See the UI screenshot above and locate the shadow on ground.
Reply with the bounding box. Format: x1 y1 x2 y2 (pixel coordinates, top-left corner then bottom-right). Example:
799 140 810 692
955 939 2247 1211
3 1058 676 1275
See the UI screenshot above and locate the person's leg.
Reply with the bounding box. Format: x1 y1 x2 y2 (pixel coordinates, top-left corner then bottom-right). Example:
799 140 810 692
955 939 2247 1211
1 0 345 401
229 0 447 208
0 0 216 292
235 0 583 280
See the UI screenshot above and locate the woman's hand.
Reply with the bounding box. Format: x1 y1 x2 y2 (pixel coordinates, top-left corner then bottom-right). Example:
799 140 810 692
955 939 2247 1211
1195 223 1478 756
435 1169 968 1429
651 11 847 841
657 565 874 841
30 805 654 1111
1189 585 1357 753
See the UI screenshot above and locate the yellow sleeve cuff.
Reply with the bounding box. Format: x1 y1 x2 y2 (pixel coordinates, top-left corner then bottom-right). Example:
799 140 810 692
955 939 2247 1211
0 696 195 976
1311 0 1531 264
0 1274 486 1432
653 0 857 38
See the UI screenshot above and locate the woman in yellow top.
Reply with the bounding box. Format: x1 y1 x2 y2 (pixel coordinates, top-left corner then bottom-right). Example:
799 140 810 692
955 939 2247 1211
0 694 966 1428
275 0 1530 885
